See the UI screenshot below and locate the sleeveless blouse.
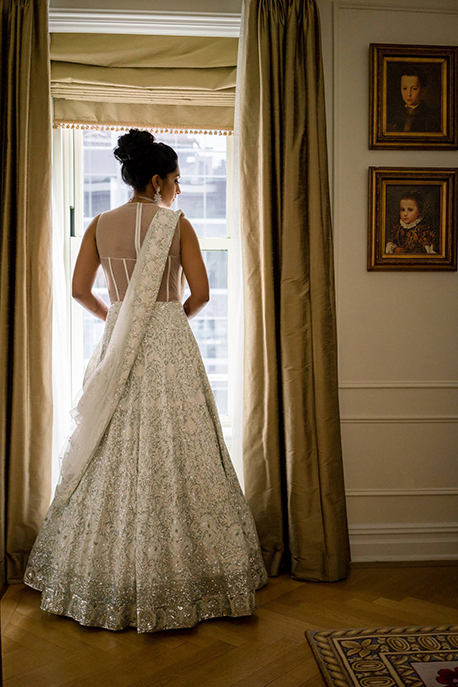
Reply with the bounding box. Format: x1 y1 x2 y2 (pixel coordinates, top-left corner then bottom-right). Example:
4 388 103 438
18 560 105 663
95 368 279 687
96 203 186 304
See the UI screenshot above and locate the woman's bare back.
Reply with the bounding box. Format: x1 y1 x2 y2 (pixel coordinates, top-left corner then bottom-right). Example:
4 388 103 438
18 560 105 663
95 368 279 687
96 203 185 304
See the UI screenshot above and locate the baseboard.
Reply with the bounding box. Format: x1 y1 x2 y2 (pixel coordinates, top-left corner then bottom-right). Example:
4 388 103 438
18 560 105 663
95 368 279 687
349 522 458 562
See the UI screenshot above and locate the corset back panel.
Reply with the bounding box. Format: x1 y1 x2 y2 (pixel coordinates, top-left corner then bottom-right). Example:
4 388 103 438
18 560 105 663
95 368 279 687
96 203 184 303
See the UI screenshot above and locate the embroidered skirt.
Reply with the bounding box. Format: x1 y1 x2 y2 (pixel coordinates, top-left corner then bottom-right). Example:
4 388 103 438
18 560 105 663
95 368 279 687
24 301 268 632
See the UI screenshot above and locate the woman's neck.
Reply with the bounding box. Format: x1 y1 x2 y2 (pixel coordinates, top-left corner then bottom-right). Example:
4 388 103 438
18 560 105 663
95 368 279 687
130 194 157 204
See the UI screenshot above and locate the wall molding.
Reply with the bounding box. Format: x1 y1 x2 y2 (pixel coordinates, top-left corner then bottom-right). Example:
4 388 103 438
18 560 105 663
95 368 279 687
332 0 458 563
334 0 458 15
339 381 458 389
349 521 458 562
48 9 242 36
350 522 458 535
346 488 458 497
341 416 458 424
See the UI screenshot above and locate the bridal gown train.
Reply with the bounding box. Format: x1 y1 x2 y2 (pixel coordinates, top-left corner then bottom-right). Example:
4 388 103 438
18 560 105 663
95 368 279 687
24 202 268 632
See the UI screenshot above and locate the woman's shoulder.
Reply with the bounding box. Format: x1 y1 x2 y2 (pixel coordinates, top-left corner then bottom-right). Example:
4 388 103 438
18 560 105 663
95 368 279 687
95 202 133 226
158 207 187 231
101 201 137 217
160 206 186 219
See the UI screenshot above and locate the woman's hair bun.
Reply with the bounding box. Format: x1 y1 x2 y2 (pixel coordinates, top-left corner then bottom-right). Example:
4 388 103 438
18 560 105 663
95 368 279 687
113 128 178 192
114 129 156 164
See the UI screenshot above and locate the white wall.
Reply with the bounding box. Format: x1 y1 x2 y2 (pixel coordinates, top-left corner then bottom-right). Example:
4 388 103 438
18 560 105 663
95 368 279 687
317 0 458 561
50 0 458 561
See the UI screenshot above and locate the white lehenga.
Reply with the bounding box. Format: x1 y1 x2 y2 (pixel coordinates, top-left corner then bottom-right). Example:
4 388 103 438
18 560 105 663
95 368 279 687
24 206 268 632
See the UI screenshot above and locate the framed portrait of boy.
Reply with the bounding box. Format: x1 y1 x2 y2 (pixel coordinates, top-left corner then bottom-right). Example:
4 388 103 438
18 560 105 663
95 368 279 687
368 167 457 271
369 44 458 149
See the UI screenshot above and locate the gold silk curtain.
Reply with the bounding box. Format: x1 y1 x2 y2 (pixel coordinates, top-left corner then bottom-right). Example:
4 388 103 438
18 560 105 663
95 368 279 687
50 33 239 132
0 0 53 584
237 0 350 581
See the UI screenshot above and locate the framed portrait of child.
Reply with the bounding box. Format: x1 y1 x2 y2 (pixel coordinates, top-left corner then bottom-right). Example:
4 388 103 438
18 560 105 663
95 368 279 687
368 167 457 271
369 44 458 149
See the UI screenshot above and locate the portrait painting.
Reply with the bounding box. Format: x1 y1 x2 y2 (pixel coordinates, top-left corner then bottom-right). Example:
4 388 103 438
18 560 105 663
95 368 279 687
370 44 457 149
368 167 457 270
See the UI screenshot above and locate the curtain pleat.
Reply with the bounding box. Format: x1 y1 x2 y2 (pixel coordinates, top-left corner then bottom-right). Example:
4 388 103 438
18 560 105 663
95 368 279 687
50 33 239 132
0 0 53 584
237 0 350 581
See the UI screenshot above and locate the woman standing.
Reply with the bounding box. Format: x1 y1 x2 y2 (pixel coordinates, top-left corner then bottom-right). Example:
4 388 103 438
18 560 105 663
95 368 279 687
24 129 268 633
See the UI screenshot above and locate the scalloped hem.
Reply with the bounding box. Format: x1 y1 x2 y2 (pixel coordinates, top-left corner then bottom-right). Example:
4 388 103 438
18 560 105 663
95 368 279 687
24 569 268 633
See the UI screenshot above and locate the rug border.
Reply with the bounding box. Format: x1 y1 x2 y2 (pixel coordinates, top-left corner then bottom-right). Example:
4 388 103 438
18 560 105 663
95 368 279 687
306 625 458 687
306 630 352 687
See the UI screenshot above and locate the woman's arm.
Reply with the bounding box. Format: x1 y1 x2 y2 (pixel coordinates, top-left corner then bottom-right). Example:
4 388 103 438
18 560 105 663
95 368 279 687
72 215 109 322
180 217 210 320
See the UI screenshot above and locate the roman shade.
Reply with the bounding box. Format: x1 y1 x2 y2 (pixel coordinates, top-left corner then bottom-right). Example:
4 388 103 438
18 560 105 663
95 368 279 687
50 33 238 133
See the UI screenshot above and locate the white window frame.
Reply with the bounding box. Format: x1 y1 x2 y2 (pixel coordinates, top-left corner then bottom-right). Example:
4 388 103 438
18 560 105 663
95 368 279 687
62 128 235 441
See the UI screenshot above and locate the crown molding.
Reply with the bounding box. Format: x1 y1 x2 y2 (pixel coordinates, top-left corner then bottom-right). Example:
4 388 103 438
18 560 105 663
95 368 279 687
334 0 458 14
48 8 241 36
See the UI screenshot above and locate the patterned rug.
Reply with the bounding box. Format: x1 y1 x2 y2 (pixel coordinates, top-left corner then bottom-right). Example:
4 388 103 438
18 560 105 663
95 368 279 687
306 625 458 687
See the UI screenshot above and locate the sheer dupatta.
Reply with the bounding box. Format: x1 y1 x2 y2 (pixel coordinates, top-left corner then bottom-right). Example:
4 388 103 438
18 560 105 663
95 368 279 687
54 206 184 509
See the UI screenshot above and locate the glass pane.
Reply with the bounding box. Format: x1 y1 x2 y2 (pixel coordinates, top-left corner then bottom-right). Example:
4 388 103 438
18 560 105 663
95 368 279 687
84 147 119 176
82 130 227 237
82 130 113 146
178 176 205 219
156 133 227 238
84 178 112 219
82 131 131 229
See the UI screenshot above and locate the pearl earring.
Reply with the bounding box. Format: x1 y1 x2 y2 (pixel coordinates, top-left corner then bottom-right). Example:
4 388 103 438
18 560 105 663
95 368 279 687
154 187 162 204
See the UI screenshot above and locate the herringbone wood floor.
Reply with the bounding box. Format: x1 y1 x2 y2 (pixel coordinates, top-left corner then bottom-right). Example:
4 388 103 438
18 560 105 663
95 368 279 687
1 564 457 686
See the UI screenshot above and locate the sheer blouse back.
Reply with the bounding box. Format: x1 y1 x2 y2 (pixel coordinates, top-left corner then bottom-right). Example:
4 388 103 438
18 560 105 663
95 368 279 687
96 203 185 304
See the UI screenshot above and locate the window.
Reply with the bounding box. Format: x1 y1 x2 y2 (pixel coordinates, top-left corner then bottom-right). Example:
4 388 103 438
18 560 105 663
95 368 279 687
67 128 234 429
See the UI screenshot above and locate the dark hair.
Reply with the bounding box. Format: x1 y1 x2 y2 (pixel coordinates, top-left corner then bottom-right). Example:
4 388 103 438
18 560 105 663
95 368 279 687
400 65 427 89
113 128 178 191
400 189 424 215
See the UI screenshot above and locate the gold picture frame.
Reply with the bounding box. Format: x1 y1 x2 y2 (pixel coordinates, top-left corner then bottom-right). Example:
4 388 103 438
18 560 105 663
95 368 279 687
370 44 458 150
368 167 457 271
